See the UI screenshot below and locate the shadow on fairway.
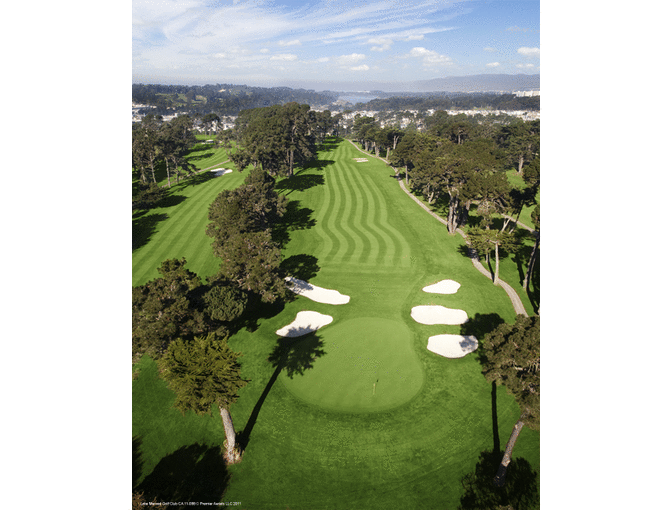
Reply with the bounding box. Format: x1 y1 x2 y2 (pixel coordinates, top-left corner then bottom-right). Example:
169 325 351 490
280 254 320 282
135 443 230 508
460 313 505 341
231 295 287 335
275 173 325 195
238 331 326 451
185 151 215 161
272 200 316 248
172 169 219 190
458 450 539 510
132 435 144 489
133 212 168 251
154 193 187 209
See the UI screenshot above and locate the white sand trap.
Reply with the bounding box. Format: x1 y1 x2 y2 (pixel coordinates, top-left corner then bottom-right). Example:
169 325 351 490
354 158 368 162
422 279 461 294
210 168 233 176
284 277 350 305
276 311 333 337
427 334 478 358
411 305 469 325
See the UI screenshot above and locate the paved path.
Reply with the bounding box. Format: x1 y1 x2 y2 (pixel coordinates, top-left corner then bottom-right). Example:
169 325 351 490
347 139 529 317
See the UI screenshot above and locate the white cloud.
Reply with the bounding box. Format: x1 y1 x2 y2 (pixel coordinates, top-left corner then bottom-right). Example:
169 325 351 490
336 53 366 65
516 63 535 69
350 64 370 71
270 53 298 61
368 37 393 51
404 34 425 41
279 39 301 47
317 57 330 63
408 47 452 67
260 48 269 54
486 62 500 67
518 47 540 58
483 46 496 52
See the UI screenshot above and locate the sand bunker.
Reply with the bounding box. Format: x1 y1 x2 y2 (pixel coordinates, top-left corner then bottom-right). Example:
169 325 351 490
427 334 478 358
211 168 233 176
411 305 469 325
284 277 350 305
422 279 461 294
353 158 368 162
276 311 333 337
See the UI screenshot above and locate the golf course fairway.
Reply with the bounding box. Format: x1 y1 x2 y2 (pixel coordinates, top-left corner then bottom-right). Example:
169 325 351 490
132 137 540 509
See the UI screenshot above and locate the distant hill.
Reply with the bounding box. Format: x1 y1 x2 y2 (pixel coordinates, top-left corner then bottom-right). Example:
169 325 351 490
281 74 540 94
410 74 540 93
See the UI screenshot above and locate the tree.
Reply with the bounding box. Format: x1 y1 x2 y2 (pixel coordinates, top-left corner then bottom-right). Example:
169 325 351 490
206 167 288 303
522 205 540 291
497 120 540 175
158 115 197 187
467 228 518 285
132 259 206 359
158 334 247 464
479 315 540 486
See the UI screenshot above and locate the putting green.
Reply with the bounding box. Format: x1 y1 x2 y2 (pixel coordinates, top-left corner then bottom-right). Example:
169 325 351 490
280 317 424 413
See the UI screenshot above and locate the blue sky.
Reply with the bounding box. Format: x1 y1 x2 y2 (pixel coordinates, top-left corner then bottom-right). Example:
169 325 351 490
133 0 539 87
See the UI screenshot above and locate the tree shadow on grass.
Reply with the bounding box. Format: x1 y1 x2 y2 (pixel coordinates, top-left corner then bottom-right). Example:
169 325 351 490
272 200 316 248
238 331 326 451
231 294 286 335
133 212 168 251
172 169 218 191
458 450 539 510
132 435 143 489
275 173 325 195
460 313 505 363
135 443 230 509
280 254 320 282
154 193 187 209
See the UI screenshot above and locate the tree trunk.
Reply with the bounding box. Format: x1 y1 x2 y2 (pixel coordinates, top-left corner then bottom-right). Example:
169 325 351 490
446 194 460 234
386 147 390 160
523 236 539 290
517 154 525 175
494 242 500 285
289 148 295 177
405 165 408 185
166 162 171 188
493 419 525 486
220 407 242 464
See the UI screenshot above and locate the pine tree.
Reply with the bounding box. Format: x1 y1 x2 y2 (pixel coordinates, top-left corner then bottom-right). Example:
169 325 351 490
479 315 540 486
159 334 248 464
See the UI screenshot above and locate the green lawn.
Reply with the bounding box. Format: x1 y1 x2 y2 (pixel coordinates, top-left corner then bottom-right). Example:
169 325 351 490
132 163 249 287
133 137 540 509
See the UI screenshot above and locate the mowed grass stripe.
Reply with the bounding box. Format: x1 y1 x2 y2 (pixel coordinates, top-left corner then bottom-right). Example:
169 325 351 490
132 172 247 286
360 168 412 267
348 166 380 265
331 156 371 264
133 182 220 283
310 143 341 261
322 156 357 265
346 162 400 266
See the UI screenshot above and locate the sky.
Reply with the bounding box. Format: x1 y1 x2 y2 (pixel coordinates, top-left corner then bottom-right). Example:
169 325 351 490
132 0 540 88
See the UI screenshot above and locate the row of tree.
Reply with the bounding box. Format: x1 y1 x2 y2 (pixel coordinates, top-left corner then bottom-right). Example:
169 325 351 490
132 114 198 191
133 165 291 463
132 83 339 116
228 102 338 177
358 93 540 112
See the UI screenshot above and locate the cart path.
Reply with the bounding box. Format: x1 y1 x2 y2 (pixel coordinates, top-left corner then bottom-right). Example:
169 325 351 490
347 139 529 317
